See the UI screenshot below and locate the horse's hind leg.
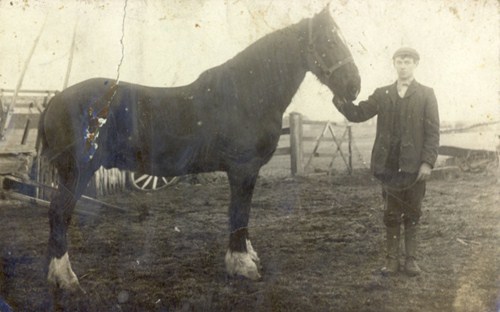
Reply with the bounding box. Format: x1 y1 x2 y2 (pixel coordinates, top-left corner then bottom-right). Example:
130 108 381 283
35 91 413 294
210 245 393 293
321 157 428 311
224 168 261 280
47 156 94 291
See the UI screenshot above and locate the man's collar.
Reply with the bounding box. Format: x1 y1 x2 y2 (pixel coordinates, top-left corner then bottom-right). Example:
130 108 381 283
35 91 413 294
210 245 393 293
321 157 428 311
389 79 418 101
397 78 415 87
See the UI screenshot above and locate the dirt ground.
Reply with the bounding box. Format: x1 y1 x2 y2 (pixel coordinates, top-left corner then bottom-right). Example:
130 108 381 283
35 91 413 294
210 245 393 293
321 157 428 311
0 169 499 311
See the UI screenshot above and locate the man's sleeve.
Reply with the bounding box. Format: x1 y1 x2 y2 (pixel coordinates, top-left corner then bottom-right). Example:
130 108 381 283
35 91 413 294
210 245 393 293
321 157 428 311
421 88 440 167
332 90 379 123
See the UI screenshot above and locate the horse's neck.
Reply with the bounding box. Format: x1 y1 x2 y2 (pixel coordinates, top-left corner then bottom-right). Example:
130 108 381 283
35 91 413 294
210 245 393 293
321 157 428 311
226 26 307 114
163 23 308 117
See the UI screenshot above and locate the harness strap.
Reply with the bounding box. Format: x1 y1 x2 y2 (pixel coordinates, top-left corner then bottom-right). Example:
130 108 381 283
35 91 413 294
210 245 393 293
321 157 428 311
307 19 353 78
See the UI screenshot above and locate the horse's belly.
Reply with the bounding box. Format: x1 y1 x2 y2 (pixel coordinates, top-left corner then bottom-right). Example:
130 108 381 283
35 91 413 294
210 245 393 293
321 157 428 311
104 135 221 176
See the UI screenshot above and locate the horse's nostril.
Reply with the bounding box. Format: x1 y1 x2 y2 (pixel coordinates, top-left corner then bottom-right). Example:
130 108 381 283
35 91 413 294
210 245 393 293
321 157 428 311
347 85 359 100
353 88 360 98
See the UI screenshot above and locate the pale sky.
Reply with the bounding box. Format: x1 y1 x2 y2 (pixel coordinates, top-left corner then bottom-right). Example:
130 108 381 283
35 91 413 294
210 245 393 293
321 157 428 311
0 0 498 125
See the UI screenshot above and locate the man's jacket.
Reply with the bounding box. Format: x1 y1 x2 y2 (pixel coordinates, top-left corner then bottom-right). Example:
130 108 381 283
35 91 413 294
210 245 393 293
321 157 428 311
333 80 440 175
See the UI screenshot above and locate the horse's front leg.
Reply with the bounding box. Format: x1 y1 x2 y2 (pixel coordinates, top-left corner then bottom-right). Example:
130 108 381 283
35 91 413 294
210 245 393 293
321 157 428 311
225 168 261 280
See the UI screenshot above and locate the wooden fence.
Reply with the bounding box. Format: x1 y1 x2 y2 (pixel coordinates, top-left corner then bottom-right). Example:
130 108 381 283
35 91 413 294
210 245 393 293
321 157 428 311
275 112 353 176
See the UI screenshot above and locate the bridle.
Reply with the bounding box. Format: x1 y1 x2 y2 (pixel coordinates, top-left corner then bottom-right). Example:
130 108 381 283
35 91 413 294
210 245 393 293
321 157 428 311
307 19 354 79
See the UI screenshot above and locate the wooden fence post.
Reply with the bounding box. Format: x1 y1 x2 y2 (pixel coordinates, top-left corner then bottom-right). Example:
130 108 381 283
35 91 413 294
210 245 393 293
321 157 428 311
21 118 31 145
289 112 304 176
347 125 352 174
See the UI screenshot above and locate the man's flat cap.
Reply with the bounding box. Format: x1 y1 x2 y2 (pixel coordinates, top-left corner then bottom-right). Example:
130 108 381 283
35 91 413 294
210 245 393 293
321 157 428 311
393 47 420 61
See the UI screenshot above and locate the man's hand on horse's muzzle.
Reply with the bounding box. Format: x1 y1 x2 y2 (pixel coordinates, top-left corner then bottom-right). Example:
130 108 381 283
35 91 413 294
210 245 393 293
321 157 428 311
332 95 347 111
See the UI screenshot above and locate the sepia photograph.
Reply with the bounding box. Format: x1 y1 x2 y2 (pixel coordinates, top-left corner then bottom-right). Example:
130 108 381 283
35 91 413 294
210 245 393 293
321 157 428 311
0 0 498 310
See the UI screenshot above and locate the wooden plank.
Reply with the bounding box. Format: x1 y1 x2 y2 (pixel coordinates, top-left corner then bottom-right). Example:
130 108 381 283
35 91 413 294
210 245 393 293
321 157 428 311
0 146 36 154
348 126 352 173
303 152 340 158
0 89 58 95
274 147 291 156
439 145 497 158
9 191 50 207
280 127 290 135
21 119 31 145
302 120 339 126
3 175 128 213
0 155 23 174
289 112 304 175
8 192 98 217
440 120 500 134
302 136 336 142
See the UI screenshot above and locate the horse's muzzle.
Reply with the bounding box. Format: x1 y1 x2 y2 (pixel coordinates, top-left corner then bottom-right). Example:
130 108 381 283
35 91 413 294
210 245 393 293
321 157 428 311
346 77 361 101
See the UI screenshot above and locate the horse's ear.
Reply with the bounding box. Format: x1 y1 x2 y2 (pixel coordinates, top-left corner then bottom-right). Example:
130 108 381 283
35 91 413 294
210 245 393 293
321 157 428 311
314 3 332 25
324 3 331 13
320 3 331 16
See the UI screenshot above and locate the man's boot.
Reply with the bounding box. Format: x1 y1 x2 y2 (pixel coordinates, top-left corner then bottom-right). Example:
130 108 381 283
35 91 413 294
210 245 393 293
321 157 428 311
404 222 422 276
381 225 400 275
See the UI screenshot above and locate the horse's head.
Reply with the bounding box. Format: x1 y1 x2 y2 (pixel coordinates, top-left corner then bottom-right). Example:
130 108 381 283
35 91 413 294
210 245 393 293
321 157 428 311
304 6 360 102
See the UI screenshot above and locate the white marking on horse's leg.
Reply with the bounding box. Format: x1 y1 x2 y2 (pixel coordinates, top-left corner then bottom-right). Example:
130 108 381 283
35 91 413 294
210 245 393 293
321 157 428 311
47 252 80 290
225 239 261 280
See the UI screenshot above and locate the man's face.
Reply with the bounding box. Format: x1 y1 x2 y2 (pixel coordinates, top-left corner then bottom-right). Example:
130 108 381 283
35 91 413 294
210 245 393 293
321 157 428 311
393 56 418 80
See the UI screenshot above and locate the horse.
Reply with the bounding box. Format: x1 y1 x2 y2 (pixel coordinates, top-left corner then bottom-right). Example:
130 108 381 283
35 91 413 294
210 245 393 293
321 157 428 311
37 6 360 291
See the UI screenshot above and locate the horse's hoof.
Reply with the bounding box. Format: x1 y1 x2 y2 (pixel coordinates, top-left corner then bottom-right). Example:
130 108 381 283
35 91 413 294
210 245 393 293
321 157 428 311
225 240 262 280
47 253 82 292
225 251 261 280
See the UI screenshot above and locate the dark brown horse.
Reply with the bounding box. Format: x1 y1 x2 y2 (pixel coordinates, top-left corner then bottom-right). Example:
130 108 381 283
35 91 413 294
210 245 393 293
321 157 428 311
38 7 360 290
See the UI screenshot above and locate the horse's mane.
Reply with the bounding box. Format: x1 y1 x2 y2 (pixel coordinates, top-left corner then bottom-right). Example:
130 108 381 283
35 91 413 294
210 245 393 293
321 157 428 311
195 18 309 85
228 19 307 65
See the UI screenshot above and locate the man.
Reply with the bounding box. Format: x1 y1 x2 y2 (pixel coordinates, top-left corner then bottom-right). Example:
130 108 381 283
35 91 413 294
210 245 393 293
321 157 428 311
333 47 440 276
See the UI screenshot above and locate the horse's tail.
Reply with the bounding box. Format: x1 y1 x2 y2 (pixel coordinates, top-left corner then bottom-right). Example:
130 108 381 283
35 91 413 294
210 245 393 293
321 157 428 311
35 105 49 157
28 102 49 183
